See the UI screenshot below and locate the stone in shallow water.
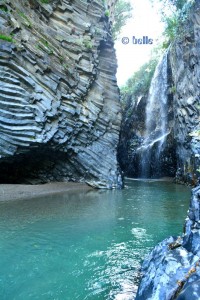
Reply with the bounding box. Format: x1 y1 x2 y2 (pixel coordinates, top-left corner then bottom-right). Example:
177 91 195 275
136 186 200 300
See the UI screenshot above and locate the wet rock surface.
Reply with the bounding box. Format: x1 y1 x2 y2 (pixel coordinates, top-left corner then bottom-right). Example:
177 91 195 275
118 1 200 184
136 186 200 300
118 94 147 177
0 0 122 188
118 54 176 179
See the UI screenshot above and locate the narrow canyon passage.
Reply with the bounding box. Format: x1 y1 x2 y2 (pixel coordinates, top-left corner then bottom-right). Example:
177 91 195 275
1 0 200 299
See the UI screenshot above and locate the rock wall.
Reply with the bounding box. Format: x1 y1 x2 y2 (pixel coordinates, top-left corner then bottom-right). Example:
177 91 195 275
0 0 122 188
118 94 148 177
118 54 176 179
135 2 200 299
169 1 200 185
135 185 200 300
119 1 200 183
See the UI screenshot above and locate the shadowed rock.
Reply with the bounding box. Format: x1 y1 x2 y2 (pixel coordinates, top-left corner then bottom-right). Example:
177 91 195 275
0 0 122 188
135 186 200 300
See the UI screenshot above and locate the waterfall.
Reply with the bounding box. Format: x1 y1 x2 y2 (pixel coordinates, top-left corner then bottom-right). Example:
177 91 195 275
138 50 169 178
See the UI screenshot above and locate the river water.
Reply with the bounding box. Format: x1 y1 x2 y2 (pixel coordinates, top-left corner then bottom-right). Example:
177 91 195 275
0 180 190 300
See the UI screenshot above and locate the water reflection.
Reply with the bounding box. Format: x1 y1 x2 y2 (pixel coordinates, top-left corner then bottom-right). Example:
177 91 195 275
0 180 190 300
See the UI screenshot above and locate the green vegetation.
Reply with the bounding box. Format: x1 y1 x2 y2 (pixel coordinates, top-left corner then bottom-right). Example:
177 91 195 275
74 38 93 50
153 0 195 47
82 38 93 50
17 10 32 28
112 0 132 40
102 0 132 40
120 0 195 106
169 85 176 94
105 9 110 17
161 0 187 10
0 5 8 12
120 56 159 109
0 34 13 42
39 0 50 3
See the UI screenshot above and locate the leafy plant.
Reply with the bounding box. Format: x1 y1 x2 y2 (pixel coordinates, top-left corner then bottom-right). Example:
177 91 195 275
0 34 13 42
39 0 50 4
112 0 132 40
152 0 195 46
120 57 159 106
83 38 93 50
169 85 176 94
105 9 110 17
164 14 179 43
158 0 187 10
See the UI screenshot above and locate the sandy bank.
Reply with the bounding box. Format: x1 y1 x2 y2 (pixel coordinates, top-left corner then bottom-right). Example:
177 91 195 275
0 182 92 202
125 177 174 182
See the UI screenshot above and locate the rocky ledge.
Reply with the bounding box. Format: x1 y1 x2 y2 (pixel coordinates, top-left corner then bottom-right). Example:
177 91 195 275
136 185 200 300
0 0 122 188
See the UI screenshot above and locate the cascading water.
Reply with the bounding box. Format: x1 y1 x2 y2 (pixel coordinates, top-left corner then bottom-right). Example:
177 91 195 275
138 50 169 178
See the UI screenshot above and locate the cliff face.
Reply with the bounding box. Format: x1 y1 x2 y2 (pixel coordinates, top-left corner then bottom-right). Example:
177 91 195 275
169 2 200 184
0 0 122 188
118 94 148 177
118 1 200 184
135 2 200 299
118 55 176 179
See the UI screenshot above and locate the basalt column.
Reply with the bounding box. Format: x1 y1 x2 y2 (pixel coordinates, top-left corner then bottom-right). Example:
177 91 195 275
0 0 122 188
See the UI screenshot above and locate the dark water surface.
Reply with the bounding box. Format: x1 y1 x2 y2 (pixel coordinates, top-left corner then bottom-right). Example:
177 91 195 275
0 180 191 300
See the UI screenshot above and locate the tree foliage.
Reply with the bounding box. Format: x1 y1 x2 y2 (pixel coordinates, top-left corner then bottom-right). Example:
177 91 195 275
161 0 187 10
111 0 132 40
120 57 159 109
155 0 195 46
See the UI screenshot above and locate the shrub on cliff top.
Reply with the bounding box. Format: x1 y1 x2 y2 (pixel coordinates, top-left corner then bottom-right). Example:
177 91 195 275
120 56 158 109
153 0 195 47
112 0 132 40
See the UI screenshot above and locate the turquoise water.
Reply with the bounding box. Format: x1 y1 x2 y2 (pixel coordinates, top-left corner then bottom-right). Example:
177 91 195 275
0 180 190 300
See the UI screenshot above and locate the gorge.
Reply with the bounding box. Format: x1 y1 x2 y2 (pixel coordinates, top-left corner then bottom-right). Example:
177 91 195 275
1 0 200 299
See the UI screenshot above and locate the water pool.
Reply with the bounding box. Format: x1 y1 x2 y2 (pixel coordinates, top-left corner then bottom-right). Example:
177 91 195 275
0 179 191 299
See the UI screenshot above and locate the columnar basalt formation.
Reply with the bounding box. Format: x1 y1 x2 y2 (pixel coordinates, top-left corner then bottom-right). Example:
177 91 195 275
0 0 122 188
169 1 200 184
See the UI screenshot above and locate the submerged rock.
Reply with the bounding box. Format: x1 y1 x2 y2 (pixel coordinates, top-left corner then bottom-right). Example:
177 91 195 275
136 186 200 300
0 0 122 188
